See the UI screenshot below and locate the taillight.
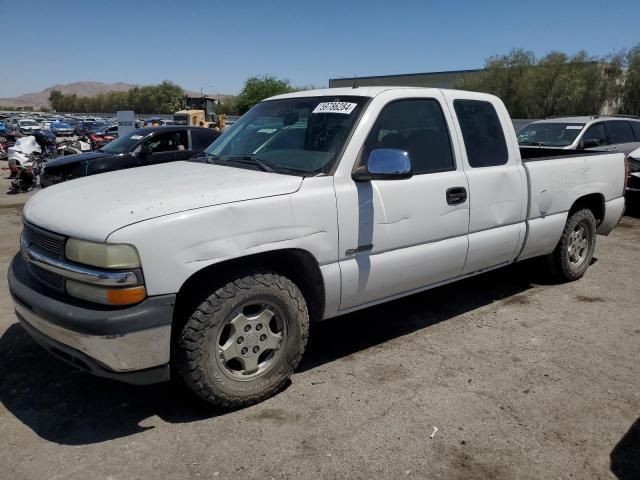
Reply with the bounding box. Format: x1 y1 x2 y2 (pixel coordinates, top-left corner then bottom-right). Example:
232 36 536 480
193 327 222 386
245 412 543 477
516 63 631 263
624 156 629 190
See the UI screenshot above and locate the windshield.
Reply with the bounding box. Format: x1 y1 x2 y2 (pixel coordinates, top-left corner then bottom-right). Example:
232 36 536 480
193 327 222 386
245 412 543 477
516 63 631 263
99 131 148 154
205 95 369 175
20 120 38 127
52 122 70 128
517 122 585 147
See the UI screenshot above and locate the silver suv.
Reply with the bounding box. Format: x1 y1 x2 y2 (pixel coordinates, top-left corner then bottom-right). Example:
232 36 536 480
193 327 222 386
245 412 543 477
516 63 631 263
517 116 640 155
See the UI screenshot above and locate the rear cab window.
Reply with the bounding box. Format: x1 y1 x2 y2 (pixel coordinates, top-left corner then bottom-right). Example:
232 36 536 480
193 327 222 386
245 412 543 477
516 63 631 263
453 100 508 167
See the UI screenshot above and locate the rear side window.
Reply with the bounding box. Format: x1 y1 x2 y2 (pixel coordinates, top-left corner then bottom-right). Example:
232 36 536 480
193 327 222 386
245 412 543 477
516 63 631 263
630 121 640 141
191 129 217 150
606 121 634 144
454 100 508 167
364 98 455 174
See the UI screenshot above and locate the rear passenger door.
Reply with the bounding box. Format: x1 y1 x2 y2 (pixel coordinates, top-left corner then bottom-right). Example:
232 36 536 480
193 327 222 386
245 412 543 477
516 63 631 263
444 93 528 274
337 92 470 309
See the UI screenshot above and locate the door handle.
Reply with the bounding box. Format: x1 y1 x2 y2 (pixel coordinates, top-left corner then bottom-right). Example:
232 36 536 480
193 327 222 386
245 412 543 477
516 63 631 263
446 187 467 205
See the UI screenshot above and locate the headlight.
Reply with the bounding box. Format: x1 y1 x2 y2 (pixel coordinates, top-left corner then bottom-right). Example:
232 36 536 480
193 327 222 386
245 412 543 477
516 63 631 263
65 238 141 269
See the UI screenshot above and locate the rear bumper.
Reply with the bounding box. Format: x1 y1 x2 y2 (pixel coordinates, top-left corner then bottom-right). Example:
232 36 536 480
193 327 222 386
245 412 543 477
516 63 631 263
8 254 175 385
597 196 626 236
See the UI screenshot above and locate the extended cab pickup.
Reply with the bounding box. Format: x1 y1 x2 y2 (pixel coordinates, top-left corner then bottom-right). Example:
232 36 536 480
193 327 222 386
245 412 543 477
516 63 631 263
8 87 626 407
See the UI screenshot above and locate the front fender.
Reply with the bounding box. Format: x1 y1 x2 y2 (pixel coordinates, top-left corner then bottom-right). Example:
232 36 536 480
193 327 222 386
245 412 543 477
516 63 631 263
107 177 339 296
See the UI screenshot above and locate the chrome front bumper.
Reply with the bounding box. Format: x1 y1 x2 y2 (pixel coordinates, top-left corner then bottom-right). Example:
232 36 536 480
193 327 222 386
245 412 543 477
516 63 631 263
8 254 175 384
14 301 171 373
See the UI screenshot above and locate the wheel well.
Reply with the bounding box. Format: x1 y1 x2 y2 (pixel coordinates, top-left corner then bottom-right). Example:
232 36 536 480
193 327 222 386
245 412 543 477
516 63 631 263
569 193 605 226
172 249 325 335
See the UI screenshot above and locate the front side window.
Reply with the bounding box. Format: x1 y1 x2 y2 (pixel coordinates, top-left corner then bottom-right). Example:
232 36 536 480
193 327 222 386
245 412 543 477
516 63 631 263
517 122 584 147
143 131 188 153
581 123 608 147
363 98 455 174
206 95 368 175
607 121 634 144
454 100 508 167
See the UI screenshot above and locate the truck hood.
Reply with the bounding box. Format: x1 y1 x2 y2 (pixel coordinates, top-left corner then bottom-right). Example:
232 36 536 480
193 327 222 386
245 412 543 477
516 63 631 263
23 161 303 241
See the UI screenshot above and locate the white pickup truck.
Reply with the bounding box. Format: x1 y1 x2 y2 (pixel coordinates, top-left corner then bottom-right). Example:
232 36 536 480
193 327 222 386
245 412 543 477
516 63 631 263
8 87 626 407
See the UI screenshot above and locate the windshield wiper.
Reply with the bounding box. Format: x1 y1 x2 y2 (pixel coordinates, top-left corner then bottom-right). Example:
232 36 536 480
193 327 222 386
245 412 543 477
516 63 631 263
223 155 275 173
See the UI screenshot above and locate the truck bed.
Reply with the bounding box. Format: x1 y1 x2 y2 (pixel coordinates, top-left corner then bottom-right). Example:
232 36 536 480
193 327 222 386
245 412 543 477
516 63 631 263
517 149 626 260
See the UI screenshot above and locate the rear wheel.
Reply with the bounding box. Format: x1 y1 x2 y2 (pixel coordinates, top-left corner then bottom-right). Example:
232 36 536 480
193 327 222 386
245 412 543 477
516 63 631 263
175 272 309 408
549 208 596 281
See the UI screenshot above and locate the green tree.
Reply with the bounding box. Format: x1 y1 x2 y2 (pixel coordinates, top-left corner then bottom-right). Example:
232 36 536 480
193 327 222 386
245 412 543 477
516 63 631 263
457 49 535 117
46 81 185 113
457 48 627 118
620 44 640 115
235 75 294 114
48 90 64 111
215 95 238 115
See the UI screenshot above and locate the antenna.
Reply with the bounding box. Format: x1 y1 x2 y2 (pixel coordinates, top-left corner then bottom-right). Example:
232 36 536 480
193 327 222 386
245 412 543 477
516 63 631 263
352 74 358 89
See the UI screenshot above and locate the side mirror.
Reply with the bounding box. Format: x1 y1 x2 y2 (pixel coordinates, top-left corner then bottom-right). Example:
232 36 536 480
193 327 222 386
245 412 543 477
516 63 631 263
581 139 599 149
353 148 413 182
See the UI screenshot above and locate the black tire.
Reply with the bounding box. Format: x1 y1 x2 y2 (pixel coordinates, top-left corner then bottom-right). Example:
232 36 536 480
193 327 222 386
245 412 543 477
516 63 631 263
549 208 597 281
175 272 309 408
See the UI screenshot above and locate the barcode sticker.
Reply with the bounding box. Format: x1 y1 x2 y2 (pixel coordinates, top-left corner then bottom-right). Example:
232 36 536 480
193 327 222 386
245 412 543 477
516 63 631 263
566 125 583 130
312 102 358 115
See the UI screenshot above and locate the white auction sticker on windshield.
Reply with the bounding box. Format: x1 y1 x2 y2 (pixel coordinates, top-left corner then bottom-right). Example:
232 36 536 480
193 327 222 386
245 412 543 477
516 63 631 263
566 125 583 130
312 102 358 115
130 135 143 139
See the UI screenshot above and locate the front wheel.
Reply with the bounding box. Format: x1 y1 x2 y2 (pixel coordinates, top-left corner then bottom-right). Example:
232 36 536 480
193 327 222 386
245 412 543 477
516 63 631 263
549 208 597 281
175 272 309 408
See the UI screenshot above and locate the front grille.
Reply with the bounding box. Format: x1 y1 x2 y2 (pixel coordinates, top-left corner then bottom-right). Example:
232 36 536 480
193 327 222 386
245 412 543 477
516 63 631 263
22 222 67 292
30 263 65 291
23 223 66 257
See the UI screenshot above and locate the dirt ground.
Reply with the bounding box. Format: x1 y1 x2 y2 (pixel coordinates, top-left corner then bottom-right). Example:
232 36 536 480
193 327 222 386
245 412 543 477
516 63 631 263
0 173 638 480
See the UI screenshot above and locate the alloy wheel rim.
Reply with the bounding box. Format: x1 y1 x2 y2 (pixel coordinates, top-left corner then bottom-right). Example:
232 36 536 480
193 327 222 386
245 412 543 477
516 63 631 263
567 223 589 265
215 300 286 381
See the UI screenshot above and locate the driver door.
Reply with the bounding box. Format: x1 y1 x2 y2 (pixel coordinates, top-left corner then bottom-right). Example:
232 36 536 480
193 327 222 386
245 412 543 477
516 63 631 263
336 92 470 310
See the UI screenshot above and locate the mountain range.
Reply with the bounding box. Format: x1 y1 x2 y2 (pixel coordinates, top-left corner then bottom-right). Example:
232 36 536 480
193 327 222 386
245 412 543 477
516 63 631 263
0 82 202 108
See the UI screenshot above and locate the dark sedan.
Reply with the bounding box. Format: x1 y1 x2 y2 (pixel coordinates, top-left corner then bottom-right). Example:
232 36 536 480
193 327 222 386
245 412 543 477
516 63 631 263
50 122 75 137
41 126 220 187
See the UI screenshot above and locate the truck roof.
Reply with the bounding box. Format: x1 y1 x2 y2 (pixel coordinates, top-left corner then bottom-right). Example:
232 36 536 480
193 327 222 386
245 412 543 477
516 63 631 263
267 86 495 101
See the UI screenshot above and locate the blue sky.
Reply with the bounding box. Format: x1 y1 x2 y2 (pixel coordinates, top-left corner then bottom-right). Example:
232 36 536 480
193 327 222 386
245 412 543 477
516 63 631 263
1 0 639 97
